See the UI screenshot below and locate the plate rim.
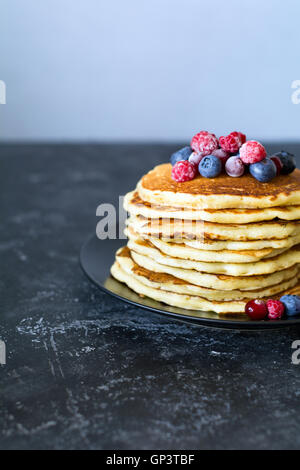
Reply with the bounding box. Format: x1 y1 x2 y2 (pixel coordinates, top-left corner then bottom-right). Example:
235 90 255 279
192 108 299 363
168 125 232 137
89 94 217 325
80 233 300 330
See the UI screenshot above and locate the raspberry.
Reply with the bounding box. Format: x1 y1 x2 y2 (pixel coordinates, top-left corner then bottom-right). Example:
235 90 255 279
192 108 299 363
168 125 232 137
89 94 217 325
190 131 219 156
240 140 267 164
171 160 197 182
237 132 246 144
266 299 285 320
219 132 243 153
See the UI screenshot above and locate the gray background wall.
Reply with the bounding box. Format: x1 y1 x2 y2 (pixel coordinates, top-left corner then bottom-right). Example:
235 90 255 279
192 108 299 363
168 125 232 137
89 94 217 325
0 0 300 141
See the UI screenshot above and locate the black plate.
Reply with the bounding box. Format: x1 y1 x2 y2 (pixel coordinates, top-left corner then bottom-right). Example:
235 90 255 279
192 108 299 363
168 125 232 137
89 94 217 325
80 234 300 329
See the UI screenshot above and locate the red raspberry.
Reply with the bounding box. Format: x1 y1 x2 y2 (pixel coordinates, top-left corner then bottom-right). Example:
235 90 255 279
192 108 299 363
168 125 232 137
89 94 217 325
171 161 197 182
236 132 246 144
266 299 285 320
219 132 241 154
219 131 247 153
190 131 219 156
240 140 267 164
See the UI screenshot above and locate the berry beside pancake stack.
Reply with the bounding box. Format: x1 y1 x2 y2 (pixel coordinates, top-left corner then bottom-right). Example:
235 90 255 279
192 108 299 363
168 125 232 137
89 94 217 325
110 131 300 316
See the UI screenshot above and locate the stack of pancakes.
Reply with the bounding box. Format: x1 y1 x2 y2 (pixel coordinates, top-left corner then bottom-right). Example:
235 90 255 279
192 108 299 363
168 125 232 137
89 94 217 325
111 163 300 315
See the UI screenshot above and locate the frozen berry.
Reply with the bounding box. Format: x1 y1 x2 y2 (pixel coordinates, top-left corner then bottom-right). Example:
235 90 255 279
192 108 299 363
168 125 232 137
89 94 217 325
199 155 222 178
266 299 285 320
249 158 276 183
171 160 197 182
240 140 267 164
189 151 205 166
245 299 268 320
225 156 245 177
190 131 219 156
270 155 283 176
219 132 243 154
237 132 246 144
280 295 300 316
212 148 230 168
273 151 296 175
170 146 192 166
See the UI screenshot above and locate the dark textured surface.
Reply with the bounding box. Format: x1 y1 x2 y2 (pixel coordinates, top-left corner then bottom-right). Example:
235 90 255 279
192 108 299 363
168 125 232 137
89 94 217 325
1 142 300 450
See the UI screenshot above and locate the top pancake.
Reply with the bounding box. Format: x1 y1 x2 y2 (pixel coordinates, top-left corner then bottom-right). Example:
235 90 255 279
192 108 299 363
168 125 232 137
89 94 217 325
138 164 300 209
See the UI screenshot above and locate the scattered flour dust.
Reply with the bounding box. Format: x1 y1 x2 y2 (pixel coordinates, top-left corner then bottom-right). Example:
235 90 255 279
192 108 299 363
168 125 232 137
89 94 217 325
17 316 104 338
16 316 105 357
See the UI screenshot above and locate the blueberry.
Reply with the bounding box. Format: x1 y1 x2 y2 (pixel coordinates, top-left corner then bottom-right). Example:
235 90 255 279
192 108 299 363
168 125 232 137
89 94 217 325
280 295 300 317
273 151 296 175
170 146 192 166
199 155 222 178
249 158 276 182
225 156 245 177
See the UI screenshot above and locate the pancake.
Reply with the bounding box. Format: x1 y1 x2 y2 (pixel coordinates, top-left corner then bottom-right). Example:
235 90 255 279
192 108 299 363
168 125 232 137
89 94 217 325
111 260 247 313
125 191 300 224
129 215 300 241
183 233 300 251
138 164 300 209
128 237 300 276
116 247 300 301
130 250 299 291
126 226 286 263
145 235 286 263
111 260 300 314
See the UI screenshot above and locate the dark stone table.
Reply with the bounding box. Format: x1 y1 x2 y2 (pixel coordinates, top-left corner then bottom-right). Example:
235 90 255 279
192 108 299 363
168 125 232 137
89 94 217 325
1 143 300 450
